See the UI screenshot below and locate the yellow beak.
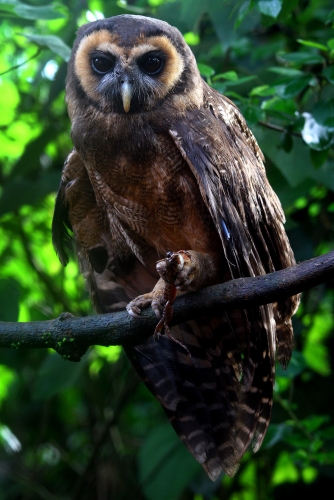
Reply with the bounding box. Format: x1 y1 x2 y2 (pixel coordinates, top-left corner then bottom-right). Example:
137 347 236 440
121 81 133 113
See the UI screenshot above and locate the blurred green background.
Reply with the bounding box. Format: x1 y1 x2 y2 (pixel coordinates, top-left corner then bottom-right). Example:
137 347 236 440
0 0 334 498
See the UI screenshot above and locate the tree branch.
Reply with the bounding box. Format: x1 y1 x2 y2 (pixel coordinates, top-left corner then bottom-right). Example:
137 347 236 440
258 120 302 137
0 251 333 361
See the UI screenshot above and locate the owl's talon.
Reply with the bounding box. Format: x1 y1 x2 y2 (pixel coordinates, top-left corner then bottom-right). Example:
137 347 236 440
151 299 163 319
157 250 195 291
126 305 142 318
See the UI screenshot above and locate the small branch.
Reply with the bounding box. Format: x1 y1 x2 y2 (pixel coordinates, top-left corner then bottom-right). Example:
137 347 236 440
0 48 42 76
258 120 302 137
0 251 333 361
274 392 314 442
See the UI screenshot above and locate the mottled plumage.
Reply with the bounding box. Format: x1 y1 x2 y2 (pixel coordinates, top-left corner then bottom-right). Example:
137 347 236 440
52 15 299 480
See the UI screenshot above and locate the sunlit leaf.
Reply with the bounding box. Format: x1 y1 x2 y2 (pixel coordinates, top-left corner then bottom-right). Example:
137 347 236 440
197 63 215 78
0 81 20 126
256 0 283 18
297 39 328 51
22 34 71 61
303 343 331 376
213 71 238 81
301 112 334 151
272 451 299 484
183 32 200 46
250 84 276 96
261 96 297 115
0 365 16 406
15 3 65 20
301 466 318 483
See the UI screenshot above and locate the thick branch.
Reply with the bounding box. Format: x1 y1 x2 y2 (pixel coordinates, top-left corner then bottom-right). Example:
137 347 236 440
0 251 333 361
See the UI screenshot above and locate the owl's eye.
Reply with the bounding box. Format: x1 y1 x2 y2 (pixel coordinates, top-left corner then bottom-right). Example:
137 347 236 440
139 53 164 75
91 55 115 74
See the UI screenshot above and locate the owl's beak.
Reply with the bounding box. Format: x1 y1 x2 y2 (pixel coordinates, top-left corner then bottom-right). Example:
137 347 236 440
120 80 133 113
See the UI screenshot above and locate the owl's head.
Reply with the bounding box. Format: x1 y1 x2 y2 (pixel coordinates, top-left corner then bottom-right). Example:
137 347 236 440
66 15 202 117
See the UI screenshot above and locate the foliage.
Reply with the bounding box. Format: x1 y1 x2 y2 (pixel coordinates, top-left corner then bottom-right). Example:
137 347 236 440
0 0 334 498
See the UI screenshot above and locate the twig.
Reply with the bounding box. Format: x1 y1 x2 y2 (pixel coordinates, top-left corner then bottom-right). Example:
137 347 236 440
274 392 314 442
0 251 333 361
258 120 302 137
0 48 42 76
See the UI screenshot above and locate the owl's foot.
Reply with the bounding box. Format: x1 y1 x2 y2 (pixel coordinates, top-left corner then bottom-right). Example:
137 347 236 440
156 250 195 291
151 251 192 356
126 280 166 319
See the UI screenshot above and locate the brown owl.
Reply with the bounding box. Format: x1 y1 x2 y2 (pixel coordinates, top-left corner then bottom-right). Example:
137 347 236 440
52 15 299 480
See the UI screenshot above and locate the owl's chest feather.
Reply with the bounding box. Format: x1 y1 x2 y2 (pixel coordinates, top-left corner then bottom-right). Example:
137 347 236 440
86 135 220 256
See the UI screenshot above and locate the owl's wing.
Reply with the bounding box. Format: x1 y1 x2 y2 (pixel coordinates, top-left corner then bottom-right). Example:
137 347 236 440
52 150 159 313
168 86 299 460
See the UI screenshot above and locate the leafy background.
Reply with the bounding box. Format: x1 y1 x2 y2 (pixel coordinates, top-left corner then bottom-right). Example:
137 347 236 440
0 0 334 498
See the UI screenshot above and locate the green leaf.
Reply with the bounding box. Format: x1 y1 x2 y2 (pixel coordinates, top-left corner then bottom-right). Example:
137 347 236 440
272 451 299 485
0 278 20 322
276 351 306 379
280 51 324 66
303 343 331 376
207 0 240 50
183 32 200 46
256 0 283 18
139 423 201 500
0 172 61 216
268 66 305 77
22 34 71 62
263 423 290 449
301 111 334 151
222 75 256 87
323 65 334 84
213 70 238 81
276 75 312 99
301 415 330 433
310 148 329 169
197 63 215 78
252 124 334 190
33 352 87 400
242 104 262 124
297 39 328 52
235 0 251 29
250 84 276 96
13 1 65 20
0 80 20 126
261 96 297 115
312 100 334 129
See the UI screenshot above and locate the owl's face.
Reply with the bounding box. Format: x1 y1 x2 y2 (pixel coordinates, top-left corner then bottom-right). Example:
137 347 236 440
66 15 202 116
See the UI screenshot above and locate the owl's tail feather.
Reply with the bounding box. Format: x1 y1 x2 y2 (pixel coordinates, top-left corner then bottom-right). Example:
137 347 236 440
125 309 276 480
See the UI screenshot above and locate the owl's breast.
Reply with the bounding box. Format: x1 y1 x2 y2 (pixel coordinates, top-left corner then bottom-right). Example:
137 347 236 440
85 133 222 260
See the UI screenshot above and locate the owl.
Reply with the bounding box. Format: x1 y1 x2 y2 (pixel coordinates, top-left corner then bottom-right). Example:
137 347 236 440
52 15 299 480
